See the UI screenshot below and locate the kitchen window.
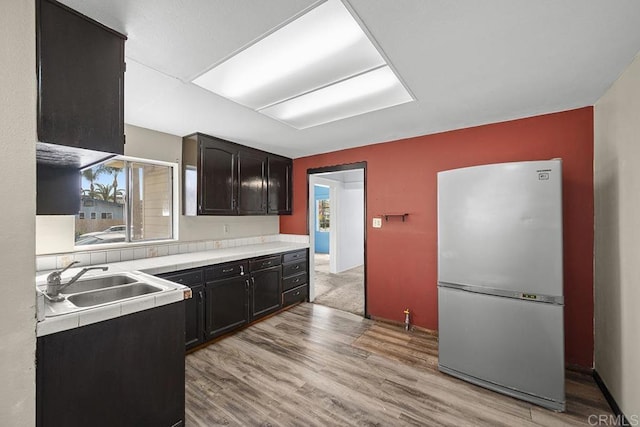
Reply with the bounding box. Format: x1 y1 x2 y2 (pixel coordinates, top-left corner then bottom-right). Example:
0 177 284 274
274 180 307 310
75 156 178 247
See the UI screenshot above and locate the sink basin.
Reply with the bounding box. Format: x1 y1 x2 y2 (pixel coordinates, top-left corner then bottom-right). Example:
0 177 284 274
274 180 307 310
61 274 137 294
67 283 162 308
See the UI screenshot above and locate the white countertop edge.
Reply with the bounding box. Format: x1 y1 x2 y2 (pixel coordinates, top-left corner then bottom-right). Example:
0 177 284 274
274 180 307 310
139 242 310 275
36 241 309 337
36 287 186 337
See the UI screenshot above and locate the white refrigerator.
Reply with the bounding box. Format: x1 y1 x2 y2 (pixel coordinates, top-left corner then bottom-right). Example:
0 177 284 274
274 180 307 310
437 160 565 411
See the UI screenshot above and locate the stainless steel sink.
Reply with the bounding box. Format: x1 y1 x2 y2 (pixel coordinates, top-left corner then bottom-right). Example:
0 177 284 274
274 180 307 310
61 274 137 294
38 271 182 319
67 283 162 307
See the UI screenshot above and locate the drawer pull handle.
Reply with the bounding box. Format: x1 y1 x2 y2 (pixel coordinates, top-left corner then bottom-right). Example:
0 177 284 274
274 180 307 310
265 261 272 266
294 265 300 270
294 278 299 283
240 265 244 276
294 291 300 296
222 268 234 273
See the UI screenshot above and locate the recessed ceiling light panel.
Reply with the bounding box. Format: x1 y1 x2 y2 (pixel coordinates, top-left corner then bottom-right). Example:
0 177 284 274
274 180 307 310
192 0 414 128
259 66 413 129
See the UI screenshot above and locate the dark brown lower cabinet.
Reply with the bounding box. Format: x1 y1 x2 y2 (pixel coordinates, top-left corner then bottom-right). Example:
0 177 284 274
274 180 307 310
185 284 205 349
281 249 309 307
36 302 185 427
283 284 309 307
250 265 282 320
206 275 249 339
158 269 205 350
156 250 307 351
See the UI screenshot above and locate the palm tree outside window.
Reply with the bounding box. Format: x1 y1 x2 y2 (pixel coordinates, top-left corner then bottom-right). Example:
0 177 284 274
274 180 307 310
76 156 176 245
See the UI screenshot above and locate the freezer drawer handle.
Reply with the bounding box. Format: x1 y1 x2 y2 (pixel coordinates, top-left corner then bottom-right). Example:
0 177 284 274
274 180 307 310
437 281 564 305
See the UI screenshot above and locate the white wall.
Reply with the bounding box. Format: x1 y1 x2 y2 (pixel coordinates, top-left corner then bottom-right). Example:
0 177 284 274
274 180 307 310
594 53 640 417
336 182 364 272
36 216 75 254
36 124 279 253
0 0 37 424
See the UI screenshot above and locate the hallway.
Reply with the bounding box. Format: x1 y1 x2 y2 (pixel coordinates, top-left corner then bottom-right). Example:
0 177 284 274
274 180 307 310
313 254 364 316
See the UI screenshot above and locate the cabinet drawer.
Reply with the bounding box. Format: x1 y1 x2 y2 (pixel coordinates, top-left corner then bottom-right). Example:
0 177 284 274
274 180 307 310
283 285 308 307
282 260 306 277
282 250 306 264
283 273 307 292
249 255 281 272
205 261 248 281
159 269 203 287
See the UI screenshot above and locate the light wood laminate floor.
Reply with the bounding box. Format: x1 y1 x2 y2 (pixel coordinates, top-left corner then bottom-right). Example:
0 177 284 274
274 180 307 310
185 303 611 426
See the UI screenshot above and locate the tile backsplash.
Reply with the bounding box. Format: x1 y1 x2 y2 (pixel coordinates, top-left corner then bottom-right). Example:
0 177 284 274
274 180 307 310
35 234 309 272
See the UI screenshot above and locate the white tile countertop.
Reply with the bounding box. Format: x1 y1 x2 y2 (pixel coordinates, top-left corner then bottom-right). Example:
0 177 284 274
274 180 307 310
99 241 309 276
36 241 309 337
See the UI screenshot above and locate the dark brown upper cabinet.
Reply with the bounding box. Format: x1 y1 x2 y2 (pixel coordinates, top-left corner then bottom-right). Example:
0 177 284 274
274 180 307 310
36 0 126 160
237 149 267 215
36 163 81 215
36 0 126 214
182 133 292 216
183 134 236 215
267 155 293 215
200 136 237 215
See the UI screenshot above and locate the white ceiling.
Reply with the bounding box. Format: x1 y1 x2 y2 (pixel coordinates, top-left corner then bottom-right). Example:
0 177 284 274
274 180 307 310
60 0 640 158
317 169 364 183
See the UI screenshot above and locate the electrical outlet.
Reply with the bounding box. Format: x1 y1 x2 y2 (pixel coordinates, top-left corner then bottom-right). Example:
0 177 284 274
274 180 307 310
223 224 230 234
372 217 382 228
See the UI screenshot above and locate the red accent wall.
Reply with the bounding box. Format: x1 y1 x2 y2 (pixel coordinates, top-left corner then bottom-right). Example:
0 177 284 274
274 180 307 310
281 107 594 368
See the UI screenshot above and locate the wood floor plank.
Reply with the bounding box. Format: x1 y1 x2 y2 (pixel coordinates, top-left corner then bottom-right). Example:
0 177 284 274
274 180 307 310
185 303 611 426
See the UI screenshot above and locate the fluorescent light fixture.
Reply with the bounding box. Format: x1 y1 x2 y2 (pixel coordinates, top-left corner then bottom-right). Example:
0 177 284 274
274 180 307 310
260 66 412 129
192 0 414 128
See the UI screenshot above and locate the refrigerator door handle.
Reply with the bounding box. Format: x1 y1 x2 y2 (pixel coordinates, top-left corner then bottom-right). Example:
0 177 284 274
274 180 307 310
438 281 564 305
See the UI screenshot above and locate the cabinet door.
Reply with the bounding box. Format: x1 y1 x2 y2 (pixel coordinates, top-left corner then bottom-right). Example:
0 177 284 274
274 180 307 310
238 149 267 215
37 0 125 154
199 137 237 215
36 302 185 427
185 285 205 350
205 276 249 339
267 155 292 215
157 269 205 351
36 163 81 215
250 266 282 320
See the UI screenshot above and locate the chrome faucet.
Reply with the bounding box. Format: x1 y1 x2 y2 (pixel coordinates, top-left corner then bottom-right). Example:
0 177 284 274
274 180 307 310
45 261 108 301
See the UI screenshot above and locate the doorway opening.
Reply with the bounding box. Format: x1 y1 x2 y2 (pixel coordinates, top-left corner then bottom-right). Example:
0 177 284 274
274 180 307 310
307 162 366 317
